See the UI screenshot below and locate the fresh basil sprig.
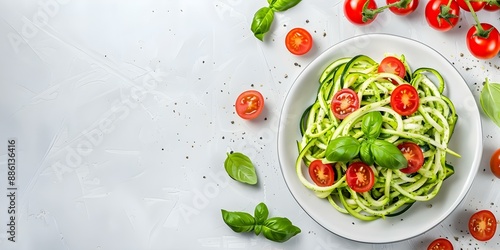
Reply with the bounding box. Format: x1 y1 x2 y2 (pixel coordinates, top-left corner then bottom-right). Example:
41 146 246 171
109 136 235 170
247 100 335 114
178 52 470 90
224 151 258 185
221 202 301 243
480 78 500 128
325 111 407 169
251 0 302 41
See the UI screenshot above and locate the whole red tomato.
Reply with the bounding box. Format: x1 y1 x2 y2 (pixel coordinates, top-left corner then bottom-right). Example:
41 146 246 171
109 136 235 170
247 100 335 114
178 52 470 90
466 23 500 59
484 2 500 11
456 0 486 11
344 0 378 25
425 0 460 32
387 0 419 15
491 148 500 178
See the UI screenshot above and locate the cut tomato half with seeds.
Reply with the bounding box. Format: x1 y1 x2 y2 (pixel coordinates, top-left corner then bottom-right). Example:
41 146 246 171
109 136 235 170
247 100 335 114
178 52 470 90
390 84 419 116
285 27 313 55
378 56 406 84
331 88 360 120
398 142 424 174
468 210 497 241
427 238 453 250
235 90 264 120
308 160 335 187
346 162 375 192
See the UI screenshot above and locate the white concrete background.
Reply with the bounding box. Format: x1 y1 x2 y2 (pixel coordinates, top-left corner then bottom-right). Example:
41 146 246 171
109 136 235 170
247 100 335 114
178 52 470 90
0 0 499 249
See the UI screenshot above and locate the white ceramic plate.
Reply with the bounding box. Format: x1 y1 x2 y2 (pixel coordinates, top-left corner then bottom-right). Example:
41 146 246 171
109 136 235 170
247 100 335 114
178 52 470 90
277 34 483 243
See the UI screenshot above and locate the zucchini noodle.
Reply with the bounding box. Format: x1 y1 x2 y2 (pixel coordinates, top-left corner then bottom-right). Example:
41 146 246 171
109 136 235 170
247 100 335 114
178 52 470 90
296 54 459 220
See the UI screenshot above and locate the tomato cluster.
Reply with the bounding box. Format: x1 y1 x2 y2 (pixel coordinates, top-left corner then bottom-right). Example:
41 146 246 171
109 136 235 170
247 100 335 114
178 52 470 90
343 0 500 59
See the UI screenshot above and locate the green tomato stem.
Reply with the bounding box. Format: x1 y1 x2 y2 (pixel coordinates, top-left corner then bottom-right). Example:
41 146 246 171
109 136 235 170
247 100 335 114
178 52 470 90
363 0 412 23
371 0 403 13
464 0 492 38
464 0 480 24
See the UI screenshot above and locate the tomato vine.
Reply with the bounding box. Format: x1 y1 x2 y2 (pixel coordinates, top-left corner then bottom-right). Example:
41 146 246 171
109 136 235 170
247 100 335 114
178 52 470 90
343 0 500 60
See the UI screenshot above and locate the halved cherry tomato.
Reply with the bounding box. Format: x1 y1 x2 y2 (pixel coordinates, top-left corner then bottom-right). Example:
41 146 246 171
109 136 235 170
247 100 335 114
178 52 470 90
398 142 424 174
235 90 264 120
390 84 420 116
457 0 485 11
331 88 360 120
285 28 313 55
308 160 335 186
378 56 406 84
387 0 419 15
490 148 500 178
468 210 497 241
427 238 453 250
425 0 460 32
346 162 375 192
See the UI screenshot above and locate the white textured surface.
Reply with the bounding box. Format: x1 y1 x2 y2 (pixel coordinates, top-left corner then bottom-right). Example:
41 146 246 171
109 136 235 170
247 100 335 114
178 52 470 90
0 1 499 249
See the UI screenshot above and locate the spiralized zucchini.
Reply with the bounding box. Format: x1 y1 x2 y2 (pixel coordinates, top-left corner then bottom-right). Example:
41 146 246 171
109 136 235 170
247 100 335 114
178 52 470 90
296 54 459 220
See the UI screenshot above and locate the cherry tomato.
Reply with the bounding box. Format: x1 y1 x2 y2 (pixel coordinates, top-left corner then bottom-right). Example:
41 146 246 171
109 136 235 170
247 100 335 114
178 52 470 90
344 0 378 25
331 88 360 120
235 90 264 120
378 56 406 84
427 238 453 250
308 160 335 187
387 0 419 15
466 23 500 60
484 2 500 11
490 148 500 178
390 84 420 116
425 0 460 32
346 162 375 192
285 28 313 55
397 142 424 174
457 0 486 11
468 210 497 241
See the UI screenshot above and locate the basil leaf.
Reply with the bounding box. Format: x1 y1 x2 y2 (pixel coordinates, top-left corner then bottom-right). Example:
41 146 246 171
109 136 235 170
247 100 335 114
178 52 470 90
224 152 258 185
221 209 255 233
262 217 301 243
480 78 500 128
360 140 374 166
254 225 263 235
251 7 274 41
371 140 407 169
325 136 361 162
254 202 269 225
269 0 302 12
361 111 383 139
